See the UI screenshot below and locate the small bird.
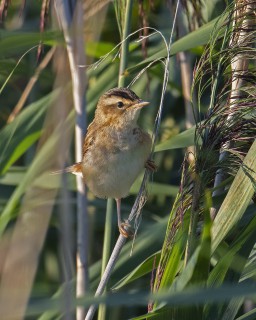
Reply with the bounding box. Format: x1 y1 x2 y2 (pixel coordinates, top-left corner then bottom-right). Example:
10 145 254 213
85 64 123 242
61 87 155 237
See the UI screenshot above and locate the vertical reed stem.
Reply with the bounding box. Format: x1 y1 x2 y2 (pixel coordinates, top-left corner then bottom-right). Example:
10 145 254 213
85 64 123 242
54 1 88 319
97 200 114 320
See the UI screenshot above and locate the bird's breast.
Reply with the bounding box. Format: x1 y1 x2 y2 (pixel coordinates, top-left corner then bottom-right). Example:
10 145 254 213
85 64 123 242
82 127 151 199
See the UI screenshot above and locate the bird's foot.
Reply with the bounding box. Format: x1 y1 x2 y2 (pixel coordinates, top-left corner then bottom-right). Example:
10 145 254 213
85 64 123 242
119 221 134 239
145 159 157 172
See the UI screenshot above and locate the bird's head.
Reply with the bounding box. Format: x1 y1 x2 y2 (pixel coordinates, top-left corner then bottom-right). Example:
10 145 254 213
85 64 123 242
95 87 149 126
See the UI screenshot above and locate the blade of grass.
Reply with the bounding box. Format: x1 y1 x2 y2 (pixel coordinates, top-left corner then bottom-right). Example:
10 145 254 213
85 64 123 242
24 281 256 318
7 47 55 123
0 91 57 175
212 139 256 252
112 251 161 291
125 15 225 75
236 308 256 320
204 214 256 320
154 126 196 152
0 112 74 235
0 30 62 56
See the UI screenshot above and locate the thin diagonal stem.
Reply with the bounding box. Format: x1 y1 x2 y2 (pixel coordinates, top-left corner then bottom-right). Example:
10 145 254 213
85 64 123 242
85 235 127 320
7 47 55 123
85 1 180 319
97 1 133 319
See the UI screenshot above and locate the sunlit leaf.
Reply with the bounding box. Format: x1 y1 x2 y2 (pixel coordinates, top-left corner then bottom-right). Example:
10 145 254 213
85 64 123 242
155 126 195 152
112 251 161 291
212 140 256 252
0 31 62 57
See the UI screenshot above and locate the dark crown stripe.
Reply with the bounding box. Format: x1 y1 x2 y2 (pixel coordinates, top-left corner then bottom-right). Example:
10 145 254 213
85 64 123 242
104 87 139 101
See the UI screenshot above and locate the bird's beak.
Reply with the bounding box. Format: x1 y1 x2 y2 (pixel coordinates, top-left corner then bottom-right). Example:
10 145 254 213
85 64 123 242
132 100 150 109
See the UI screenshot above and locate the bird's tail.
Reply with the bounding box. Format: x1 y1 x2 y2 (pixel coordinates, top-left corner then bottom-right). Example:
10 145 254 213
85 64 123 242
51 162 83 177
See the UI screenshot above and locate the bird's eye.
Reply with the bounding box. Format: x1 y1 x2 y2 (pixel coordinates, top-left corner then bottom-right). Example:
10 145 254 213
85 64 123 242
117 101 124 108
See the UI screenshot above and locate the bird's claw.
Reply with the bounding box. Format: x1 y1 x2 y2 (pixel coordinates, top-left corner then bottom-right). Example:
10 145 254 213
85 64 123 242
145 159 157 172
119 221 134 239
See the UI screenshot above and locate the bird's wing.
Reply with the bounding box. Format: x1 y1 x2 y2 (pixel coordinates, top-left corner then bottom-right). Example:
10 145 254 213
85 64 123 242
82 121 97 157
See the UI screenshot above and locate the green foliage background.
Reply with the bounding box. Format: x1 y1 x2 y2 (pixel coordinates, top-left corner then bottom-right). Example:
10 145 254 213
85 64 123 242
0 1 255 319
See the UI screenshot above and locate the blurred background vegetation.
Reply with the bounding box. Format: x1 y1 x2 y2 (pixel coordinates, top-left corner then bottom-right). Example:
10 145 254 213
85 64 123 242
0 0 255 319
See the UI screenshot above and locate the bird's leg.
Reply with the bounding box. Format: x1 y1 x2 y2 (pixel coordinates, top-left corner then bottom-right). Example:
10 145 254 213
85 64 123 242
115 198 134 238
145 159 157 172
115 198 122 229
